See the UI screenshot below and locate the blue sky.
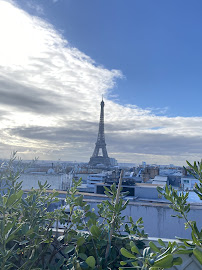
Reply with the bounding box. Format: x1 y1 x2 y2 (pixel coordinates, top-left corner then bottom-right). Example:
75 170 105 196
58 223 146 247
20 0 202 117
0 0 202 165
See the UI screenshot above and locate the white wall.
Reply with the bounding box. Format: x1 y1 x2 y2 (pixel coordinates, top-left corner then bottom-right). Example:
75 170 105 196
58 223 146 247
19 174 61 190
85 199 202 239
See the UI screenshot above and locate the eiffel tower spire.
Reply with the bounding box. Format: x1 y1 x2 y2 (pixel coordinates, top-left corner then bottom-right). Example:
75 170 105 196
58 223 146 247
89 98 111 167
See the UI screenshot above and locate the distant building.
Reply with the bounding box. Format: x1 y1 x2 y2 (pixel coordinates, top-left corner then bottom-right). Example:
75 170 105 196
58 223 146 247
142 161 146 168
159 168 182 176
158 167 183 187
181 176 200 190
109 158 118 166
152 175 168 186
87 173 107 187
141 166 159 182
167 175 181 187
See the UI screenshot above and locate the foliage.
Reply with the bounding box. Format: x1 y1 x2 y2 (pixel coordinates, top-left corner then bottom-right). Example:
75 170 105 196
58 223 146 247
0 154 147 269
186 160 202 199
64 178 146 269
3 154 200 269
0 154 62 269
157 160 202 265
120 239 183 270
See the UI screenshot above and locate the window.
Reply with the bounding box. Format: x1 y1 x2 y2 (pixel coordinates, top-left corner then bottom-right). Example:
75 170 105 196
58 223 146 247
183 180 189 183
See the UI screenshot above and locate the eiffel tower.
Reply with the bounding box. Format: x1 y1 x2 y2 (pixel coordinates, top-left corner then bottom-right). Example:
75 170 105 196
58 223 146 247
89 98 111 167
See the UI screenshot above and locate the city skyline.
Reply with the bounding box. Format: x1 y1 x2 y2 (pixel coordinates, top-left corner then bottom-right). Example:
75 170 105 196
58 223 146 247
0 0 202 165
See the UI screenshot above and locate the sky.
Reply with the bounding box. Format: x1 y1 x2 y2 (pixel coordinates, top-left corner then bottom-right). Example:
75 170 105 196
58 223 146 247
0 0 202 165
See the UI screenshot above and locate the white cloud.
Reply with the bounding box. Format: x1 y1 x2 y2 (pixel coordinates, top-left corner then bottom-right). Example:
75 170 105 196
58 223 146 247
25 1 44 15
0 0 201 165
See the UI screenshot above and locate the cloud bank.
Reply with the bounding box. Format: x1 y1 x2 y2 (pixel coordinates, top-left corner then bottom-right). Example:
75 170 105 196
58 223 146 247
0 0 201 165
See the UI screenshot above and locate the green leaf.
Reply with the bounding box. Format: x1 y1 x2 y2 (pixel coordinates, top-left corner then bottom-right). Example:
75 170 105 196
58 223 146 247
86 256 96 268
90 225 101 237
64 245 75 254
78 253 88 260
153 254 173 268
176 249 193 254
121 248 136 259
158 238 166 247
6 224 22 243
193 246 202 264
130 241 140 254
149 241 160 252
16 190 23 200
172 257 183 265
19 240 29 246
4 222 13 235
131 245 140 254
29 248 35 260
6 194 16 207
84 204 91 211
192 231 200 246
125 224 130 233
77 236 85 246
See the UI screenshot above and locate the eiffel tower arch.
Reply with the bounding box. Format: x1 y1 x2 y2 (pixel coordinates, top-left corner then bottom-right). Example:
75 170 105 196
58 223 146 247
89 98 111 167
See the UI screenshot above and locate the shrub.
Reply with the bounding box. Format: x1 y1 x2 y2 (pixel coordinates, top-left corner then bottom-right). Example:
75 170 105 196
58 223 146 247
157 160 202 265
0 155 145 269
2 155 201 269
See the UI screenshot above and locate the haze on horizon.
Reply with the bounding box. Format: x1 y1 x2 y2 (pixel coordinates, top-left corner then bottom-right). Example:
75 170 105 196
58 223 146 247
0 0 202 166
